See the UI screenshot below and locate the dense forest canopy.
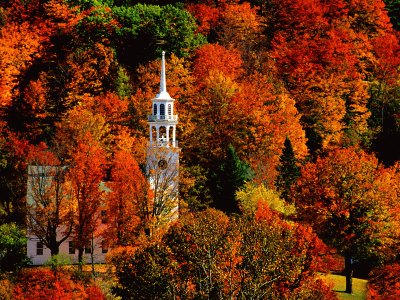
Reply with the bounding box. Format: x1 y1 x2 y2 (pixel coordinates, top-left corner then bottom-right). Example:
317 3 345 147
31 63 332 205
1 0 398 215
0 0 399 297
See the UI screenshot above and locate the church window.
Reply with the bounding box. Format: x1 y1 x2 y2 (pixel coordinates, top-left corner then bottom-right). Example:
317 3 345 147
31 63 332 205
168 104 172 115
160 104 165 116
153 104 157 115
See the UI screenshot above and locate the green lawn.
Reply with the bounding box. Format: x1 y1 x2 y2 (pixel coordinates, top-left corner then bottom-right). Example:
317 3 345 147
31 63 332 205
325 274 368 300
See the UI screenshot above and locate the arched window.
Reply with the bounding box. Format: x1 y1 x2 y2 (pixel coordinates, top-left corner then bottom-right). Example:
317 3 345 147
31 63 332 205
153 104 157 115
168 104 172 115
160 104 165 116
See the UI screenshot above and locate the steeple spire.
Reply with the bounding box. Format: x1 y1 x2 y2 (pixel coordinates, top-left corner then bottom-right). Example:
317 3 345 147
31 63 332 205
160 51 167 93
155 51 173 100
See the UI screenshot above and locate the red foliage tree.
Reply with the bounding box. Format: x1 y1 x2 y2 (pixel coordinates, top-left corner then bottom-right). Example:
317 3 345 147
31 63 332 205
67 133 107 268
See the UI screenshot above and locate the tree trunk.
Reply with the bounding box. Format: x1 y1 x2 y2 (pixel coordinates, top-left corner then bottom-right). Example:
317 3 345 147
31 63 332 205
91 232 95 276
345 256 353 294
49 236 60 257
78 248 84 272
50 245 59 256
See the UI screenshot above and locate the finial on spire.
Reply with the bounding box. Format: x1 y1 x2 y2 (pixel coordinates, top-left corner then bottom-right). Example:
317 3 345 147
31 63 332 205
160 51 167 93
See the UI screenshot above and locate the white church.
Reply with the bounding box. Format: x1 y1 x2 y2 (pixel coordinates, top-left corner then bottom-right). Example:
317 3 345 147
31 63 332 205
27 52 179 265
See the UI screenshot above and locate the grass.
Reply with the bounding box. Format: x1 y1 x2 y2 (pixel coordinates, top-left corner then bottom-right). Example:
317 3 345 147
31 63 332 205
324 274 368 300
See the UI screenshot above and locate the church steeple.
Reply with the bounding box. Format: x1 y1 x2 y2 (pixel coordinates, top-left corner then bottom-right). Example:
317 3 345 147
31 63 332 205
146 51 180 221
148 52 178 148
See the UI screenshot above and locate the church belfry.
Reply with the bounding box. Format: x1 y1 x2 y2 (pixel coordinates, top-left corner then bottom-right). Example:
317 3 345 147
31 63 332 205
146 52 179 220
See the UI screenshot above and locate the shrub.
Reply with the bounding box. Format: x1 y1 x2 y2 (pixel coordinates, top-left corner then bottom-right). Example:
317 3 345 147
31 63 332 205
85 285 106 300
0 278 14 300
13 268 86 300
368 263 400 299
0 223 29 272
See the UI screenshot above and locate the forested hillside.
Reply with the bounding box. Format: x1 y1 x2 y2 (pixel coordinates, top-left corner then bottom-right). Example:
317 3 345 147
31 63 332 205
1 0 400 298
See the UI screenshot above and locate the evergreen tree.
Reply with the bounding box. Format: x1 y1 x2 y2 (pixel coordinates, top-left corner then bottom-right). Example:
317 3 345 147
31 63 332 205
384 0 400 30
211 145 253 213
275 137 300 202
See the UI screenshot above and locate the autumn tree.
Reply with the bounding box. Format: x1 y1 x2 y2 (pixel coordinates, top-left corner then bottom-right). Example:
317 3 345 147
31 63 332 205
112 208 337 299
0 22 43 108
66 133 107 268
54 105 110 159
26 143 74 256
292 147 400 294
188 47 244 164
237 204 336 299
105 149 149 247
267 0 386 153
236 182 295 217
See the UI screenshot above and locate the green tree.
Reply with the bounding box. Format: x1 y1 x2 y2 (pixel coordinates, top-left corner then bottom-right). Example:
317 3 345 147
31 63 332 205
112 243 174 300
210 144 253 213
384 0 400 30
275 137 300 202
112 3 205 68
0 223 29 272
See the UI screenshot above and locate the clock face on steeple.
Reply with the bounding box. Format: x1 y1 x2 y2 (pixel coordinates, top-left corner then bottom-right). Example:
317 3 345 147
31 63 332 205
158 159 168 170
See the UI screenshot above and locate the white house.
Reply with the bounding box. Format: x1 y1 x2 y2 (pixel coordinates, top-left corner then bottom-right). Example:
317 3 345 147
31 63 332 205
26 165 108 265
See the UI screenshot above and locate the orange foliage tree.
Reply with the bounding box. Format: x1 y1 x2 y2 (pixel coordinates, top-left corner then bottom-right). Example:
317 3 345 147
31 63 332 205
0 22 43 108
66 133 107 268
104 149 149 247
292 147 400 293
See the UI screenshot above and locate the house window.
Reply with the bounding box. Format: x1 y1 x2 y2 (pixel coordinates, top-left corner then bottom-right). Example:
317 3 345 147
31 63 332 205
168 104 172 115
69 241 75 254
85 244 92 254
36 242 44 255
153 103 157 115
160 104 165 116
101 210 107 224
101 240 108 254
